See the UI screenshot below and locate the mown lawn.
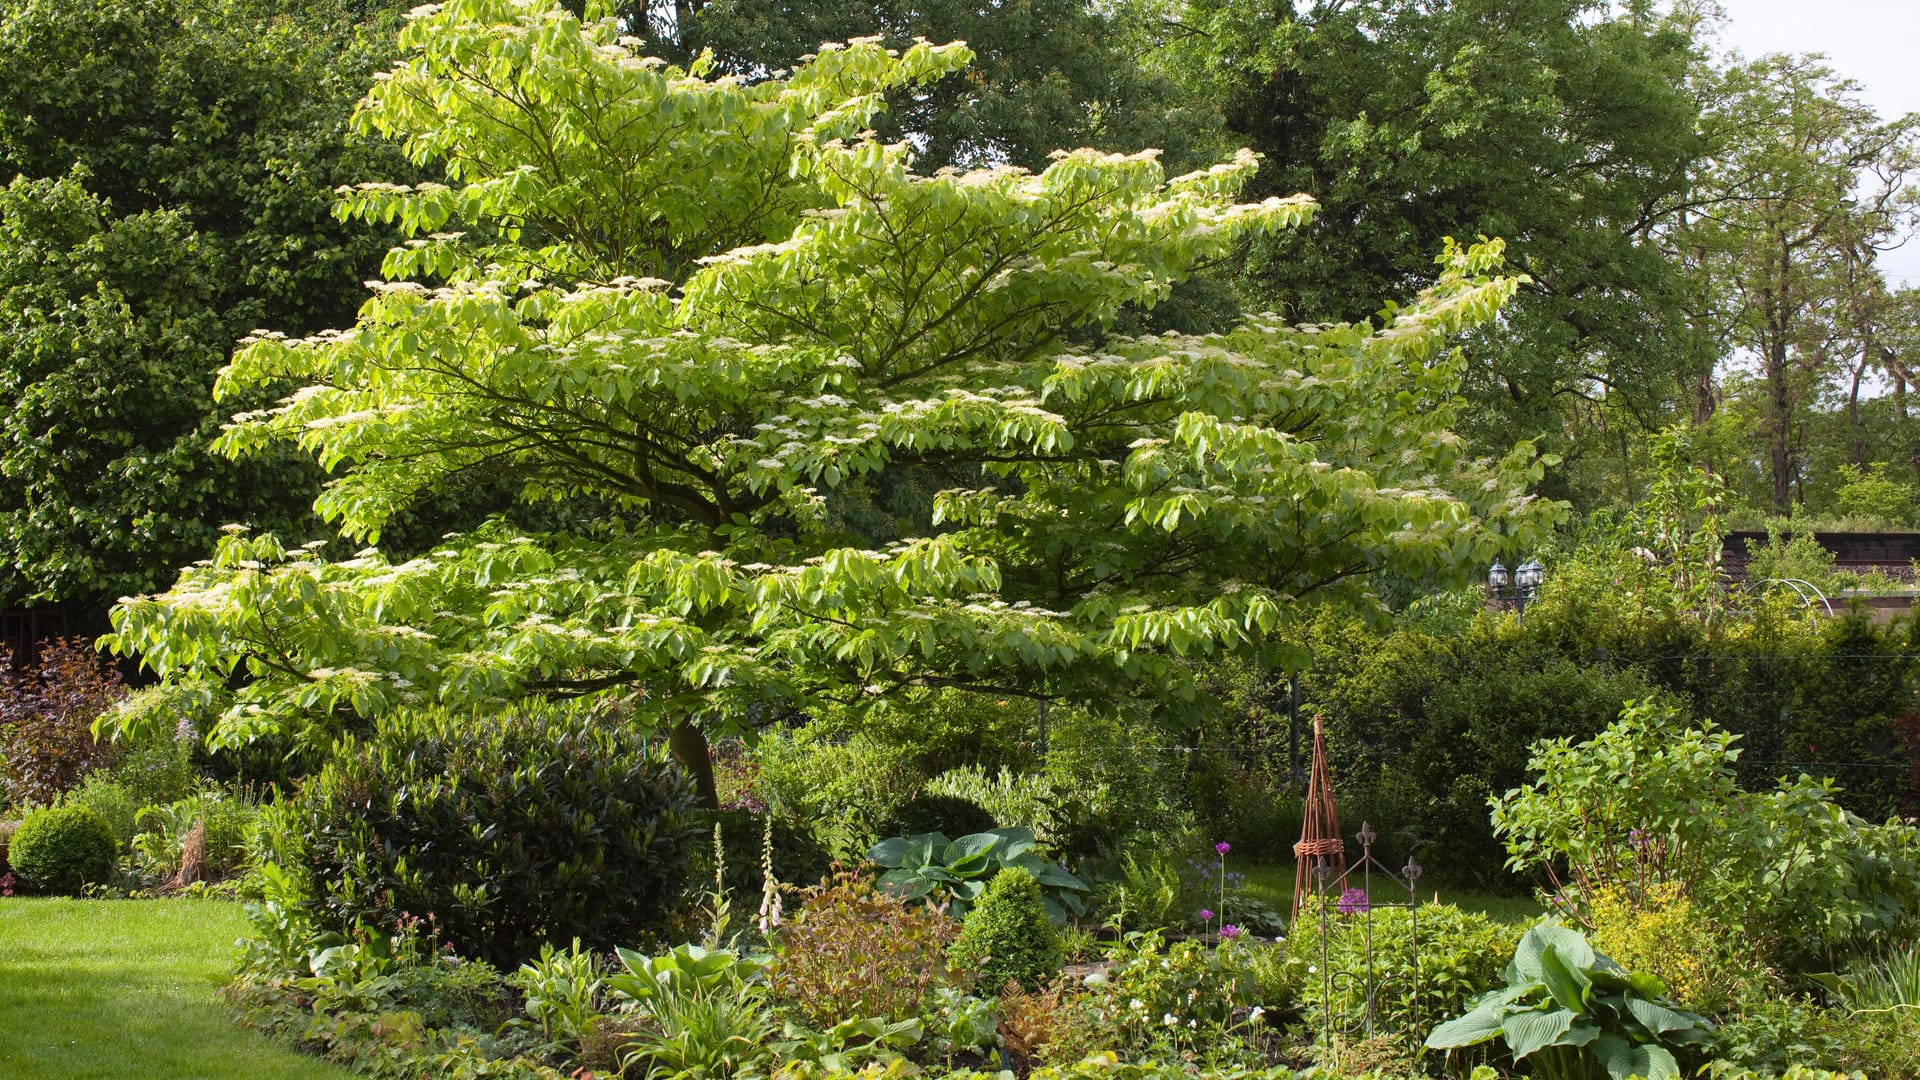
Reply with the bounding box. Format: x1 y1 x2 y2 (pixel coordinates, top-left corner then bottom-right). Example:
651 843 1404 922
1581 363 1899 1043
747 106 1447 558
0 897 353 1080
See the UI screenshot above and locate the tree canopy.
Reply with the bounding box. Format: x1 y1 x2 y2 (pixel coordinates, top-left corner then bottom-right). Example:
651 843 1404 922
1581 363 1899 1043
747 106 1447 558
106 0 1559 794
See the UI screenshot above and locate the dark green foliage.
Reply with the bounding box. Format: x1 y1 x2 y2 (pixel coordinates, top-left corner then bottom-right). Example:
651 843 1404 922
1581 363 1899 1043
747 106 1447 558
950 867 1062 992
1277 597 1920 886
713 807 833 897
9 803 116 893
1159 0 1711 465
604 0 1211 175
283 704 704 968
0 0 414 609
883 795 999 842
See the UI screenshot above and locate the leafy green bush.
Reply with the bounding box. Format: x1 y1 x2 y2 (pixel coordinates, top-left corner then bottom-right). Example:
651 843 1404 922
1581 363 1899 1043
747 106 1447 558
770 871 966 1028
1041 704 1192 855
1283 901 1520 1038
282 704 703 968
1587 883 1758 1015
754 729 924 861
8 803 117 894
1493 700 1920 972
131 785 259 882
610 942 777 1080
61 774 141 849
1425 922 1713 1080
950 866 1062 991
923 765 1060 847
869 828 1089 921
1089 930 1258 1055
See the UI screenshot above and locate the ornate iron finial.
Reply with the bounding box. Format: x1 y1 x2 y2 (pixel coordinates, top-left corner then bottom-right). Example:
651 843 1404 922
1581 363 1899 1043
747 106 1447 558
1357 821 1376 852
1404 855 1423 884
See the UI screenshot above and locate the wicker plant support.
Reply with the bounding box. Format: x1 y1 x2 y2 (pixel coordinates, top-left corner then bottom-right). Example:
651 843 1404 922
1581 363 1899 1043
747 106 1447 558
169 819 206 891
1292 715 1346 922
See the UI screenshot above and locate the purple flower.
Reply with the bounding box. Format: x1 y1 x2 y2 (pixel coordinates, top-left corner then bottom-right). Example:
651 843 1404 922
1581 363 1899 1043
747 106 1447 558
1219 924 1242 939
1199 908 1215 922
1337 887 1370 915
1629 828 1648 851
1215 841 1232 855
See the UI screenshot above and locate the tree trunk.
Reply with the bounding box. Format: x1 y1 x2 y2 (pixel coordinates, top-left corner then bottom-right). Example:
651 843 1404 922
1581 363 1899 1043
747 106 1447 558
1848 349 1869 465
1767 333 1794 512
668 718 719 809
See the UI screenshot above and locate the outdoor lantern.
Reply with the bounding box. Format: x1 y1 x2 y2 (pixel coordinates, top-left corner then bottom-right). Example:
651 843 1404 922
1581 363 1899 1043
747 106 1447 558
1487 561 1510 592
1516 557 1545 595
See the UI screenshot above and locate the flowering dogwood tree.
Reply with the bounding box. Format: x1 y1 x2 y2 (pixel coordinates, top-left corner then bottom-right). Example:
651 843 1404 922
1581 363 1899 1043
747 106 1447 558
107 0 1559 799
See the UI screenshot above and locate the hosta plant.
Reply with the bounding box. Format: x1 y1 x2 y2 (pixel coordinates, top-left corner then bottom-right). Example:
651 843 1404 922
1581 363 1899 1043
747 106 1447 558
869 827 1088 921
1424 922 1711 1080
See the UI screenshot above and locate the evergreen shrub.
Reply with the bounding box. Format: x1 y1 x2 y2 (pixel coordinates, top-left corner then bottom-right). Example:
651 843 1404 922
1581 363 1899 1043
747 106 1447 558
9 803 117 894
282 704 702 968
950 866 1062 991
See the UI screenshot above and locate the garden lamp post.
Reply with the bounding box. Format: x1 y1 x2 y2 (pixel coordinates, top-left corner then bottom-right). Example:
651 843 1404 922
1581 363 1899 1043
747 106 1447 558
1488 557 1545 619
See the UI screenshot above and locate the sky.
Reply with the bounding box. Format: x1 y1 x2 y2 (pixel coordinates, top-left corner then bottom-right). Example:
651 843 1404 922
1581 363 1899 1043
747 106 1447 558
1712 0 1920 286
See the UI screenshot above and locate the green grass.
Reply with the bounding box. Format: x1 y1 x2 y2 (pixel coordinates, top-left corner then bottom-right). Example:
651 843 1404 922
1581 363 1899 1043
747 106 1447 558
1237 860 1544 924
0 897 354 1080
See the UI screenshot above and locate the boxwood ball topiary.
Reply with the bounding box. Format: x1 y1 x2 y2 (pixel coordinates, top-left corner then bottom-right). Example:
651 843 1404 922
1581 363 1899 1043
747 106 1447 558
9 805 117 894
949 865 1062 992
283 704 704 968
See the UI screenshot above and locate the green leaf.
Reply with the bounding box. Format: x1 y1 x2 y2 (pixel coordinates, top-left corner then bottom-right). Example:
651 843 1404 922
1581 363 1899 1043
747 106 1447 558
1502 1008 1578 1060
1425 1007 1507 1050
1597 1034 1679 1080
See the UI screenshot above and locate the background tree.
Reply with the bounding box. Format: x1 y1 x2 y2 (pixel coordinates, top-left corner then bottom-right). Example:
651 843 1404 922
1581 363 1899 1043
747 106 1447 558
588 0 1213 174
108 0 1560 801
1687 55 1920 512
1146 0 1713 500
0 0 413 611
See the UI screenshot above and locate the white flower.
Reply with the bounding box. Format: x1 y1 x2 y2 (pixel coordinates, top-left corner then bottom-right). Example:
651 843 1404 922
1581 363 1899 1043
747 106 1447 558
1249 1006 1266 1022
1162 1013 1178 1028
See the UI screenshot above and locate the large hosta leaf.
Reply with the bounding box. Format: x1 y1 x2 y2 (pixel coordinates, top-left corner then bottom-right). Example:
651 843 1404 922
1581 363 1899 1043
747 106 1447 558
1502 1008 1579 1060
1425 1006 1506 1050
1596 1034 1680 1080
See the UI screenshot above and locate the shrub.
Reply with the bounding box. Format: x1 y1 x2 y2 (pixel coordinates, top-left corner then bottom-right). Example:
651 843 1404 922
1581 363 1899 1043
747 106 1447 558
882 793 999 841
1425 922 1713 1079
283 703 703 968
770 870 967 1028
62 774 141 849
9 803 117 894
754 729 924 861
1492 700 1920 973
923 766 1060 847
0 638 126 807
1283 901 1519 1038
1588 882 1759 1014
1041 705 1190 855
1091 929 1255 1054
950 867 1062 992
